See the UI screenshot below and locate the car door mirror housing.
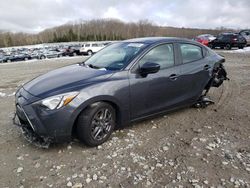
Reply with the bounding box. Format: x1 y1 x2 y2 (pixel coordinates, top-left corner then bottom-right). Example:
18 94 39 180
139 62 160 77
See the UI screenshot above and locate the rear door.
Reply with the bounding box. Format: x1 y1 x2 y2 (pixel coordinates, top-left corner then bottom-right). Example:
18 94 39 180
177 43 211 102
214 34 228 47
129 43 185 119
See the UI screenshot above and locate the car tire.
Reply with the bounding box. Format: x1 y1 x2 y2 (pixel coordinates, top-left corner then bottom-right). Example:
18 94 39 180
239 46 244 49
77 102 116 146
225 44 231 50
40 55 45 59
87 50 93 56
208 44 214 49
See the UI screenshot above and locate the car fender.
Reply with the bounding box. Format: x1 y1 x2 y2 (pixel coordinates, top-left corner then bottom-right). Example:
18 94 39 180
68 94 129 134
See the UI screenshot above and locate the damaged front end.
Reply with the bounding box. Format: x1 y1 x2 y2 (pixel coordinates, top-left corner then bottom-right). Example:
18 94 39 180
13 113 52 149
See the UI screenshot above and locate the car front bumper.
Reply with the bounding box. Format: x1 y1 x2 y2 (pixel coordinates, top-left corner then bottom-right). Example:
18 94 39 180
14 87 76 145
13 112 52 148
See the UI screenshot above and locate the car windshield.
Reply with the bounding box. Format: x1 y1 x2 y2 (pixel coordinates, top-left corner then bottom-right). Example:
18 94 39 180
84 42 147 71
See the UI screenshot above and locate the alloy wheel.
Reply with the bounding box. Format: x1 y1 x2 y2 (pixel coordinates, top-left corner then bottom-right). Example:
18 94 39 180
90 108 113 141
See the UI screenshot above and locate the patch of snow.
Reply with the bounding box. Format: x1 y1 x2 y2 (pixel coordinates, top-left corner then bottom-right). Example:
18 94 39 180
8 92 15 97
221 47 250 53
0 92 6 97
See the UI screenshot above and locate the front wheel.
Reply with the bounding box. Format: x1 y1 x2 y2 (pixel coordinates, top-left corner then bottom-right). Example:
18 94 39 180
77 102 116 146
225 44 231 50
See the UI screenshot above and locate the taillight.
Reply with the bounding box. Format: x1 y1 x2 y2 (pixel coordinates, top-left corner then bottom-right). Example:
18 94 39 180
232 37 238 42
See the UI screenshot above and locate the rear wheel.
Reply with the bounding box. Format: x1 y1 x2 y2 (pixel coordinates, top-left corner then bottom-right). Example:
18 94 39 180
87 50 93 56
40 55 45 59
225 44 231 50
239 45 244 49
77 102 116 146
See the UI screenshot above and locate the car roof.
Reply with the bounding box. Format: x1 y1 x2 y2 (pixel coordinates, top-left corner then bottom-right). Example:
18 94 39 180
124 37 194 44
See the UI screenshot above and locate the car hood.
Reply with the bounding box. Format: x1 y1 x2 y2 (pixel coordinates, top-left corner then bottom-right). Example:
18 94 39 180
23 64 114 98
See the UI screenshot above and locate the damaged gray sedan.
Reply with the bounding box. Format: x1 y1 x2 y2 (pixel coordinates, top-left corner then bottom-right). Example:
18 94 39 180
14 37 228 148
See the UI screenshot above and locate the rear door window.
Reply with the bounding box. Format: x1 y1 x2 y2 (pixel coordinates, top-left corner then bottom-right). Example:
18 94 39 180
217 35 224 40
180 44 203 64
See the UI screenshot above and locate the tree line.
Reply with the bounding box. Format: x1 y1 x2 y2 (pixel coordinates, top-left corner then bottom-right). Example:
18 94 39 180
0 19 235 48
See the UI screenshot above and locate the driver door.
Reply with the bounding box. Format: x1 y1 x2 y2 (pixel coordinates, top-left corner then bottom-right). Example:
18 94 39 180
129 43 184 120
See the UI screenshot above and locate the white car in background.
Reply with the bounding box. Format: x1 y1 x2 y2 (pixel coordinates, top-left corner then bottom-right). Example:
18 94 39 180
79 42 106 55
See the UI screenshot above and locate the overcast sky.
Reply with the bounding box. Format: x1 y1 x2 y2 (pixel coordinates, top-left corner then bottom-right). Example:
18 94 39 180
0 0 249 33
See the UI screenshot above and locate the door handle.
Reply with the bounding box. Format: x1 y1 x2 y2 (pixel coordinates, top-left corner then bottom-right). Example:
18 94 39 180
204 64 211 71
169 74 178 81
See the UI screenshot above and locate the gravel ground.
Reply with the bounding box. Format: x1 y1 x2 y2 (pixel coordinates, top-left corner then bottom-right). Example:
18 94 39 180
0 52 249 188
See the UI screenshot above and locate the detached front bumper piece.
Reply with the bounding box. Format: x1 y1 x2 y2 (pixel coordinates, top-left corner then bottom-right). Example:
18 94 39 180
13 113 52 149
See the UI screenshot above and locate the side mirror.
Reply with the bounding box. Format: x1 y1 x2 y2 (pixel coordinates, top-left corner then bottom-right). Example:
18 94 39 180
139 62 160 77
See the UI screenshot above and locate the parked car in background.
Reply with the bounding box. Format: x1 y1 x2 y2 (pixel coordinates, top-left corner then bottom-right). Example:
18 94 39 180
3 53 31 62
29 50 41 60
62 45 81 56
79 42 106 55
14 37 228 147
239 30 250 46
38 50 63 59
0 55 4 63
1 55 11 62
194 34 216 46
208 33 247 50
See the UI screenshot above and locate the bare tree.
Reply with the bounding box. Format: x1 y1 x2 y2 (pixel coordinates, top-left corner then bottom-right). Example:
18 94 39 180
0 19 236 48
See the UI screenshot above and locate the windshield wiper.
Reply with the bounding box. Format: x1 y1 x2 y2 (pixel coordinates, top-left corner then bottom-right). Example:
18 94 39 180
87 64 101 69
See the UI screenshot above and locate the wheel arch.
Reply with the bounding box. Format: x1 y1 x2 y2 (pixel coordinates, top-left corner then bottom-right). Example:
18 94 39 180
70 96 124 137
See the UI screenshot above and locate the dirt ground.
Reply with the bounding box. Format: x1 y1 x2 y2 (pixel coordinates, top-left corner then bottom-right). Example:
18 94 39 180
0 52 249 188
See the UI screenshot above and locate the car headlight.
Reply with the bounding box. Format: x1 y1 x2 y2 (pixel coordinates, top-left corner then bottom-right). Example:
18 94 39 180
40 91 79 110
